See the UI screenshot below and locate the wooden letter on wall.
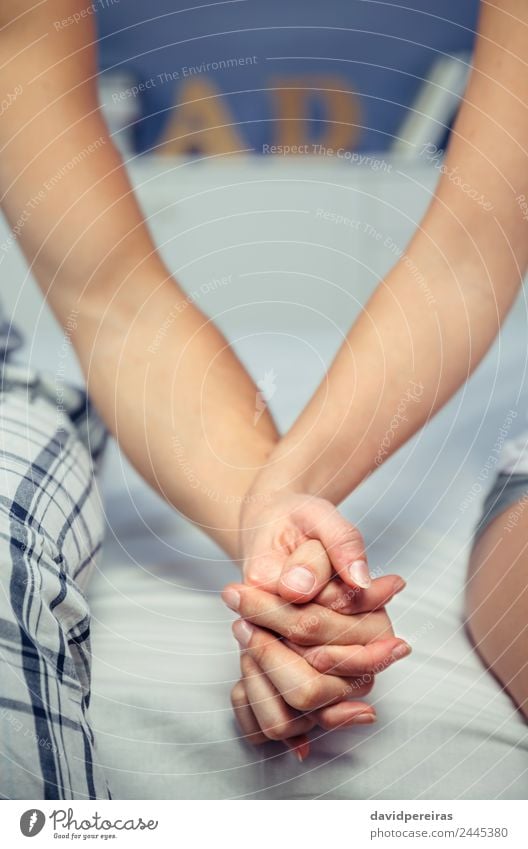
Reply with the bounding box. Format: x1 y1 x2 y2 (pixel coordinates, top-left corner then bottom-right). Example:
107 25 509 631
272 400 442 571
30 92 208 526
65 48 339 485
158 78 245 156
272 76 361 150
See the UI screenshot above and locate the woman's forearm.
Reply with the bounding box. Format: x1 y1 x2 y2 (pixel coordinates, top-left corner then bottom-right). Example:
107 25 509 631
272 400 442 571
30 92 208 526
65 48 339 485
0 1 278 557
254 0 528 504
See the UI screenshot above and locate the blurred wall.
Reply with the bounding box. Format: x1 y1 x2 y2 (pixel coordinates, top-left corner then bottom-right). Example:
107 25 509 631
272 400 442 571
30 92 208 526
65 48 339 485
96 0 479 155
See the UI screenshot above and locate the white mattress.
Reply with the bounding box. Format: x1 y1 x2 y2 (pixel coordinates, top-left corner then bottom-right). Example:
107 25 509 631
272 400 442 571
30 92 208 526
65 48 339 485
1 157 527 799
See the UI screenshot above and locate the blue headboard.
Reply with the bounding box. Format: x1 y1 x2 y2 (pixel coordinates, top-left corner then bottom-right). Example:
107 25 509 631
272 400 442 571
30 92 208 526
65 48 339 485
96 0 480 155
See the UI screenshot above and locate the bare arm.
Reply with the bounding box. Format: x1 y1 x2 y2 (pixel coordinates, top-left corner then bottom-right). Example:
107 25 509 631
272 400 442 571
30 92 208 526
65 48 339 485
0 0 277 558
248 0 528 506
0 4 405 757
235 1 528 725
466 504 528 718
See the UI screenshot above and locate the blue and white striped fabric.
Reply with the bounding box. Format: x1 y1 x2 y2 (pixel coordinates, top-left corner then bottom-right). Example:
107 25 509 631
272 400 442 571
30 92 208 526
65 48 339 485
0 316 109 799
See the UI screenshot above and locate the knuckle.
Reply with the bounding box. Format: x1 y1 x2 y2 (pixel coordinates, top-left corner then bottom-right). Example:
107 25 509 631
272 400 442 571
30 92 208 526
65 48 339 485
294 611 322 643
335 521 364 550
263 720 291 741
358 675 375 696
347 526 365 548
250 636 273 669
246 732 267 747
231 682 246 708
244 563 261 586
291 678 321 712
240 653 253 677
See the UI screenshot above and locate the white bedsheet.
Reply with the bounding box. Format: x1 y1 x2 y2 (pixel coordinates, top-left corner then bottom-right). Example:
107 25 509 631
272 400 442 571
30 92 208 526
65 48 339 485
1 157 527 798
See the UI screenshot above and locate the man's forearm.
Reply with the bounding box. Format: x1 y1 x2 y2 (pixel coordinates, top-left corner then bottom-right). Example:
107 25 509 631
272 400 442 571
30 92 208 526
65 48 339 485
75 269 277 558
254 0 528 505
0 1 278 557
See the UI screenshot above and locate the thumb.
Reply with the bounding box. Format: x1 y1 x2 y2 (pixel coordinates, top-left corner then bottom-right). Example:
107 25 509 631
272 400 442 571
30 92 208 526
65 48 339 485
310 508 371 591
278 539 333 603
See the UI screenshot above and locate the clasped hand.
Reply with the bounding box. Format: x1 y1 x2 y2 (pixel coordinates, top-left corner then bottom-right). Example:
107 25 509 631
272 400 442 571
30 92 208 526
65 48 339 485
222 491 410 760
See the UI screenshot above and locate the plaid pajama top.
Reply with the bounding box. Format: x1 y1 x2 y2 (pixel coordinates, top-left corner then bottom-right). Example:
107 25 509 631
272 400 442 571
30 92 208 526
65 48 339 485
0 305 110 799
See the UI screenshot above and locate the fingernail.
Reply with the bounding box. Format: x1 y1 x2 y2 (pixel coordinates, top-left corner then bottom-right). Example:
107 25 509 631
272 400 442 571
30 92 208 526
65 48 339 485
348 560 371 589
283 566 316 594
232 619 254 648
286 741 309 762
352 712 377 724
222 588 240 612
392 577 406 595
392 641 412 661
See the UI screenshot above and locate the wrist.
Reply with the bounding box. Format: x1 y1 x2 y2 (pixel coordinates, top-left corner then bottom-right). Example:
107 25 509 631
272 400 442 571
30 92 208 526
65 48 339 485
245 440 346 507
